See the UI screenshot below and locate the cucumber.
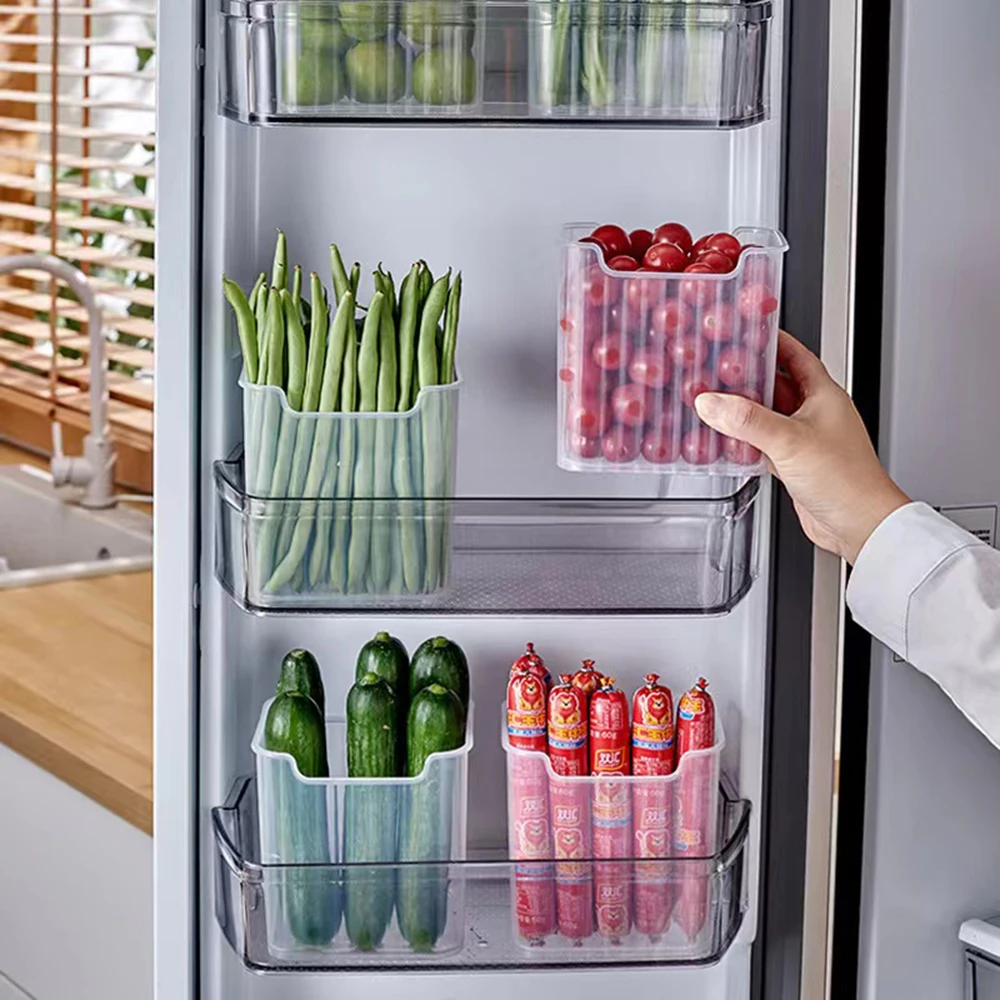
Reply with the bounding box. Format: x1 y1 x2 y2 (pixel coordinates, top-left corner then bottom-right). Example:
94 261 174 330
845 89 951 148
396 684 466 952
344 674 398 951
276 648 325 716
409 636 469 711
263 693 340 947
356 631 409 760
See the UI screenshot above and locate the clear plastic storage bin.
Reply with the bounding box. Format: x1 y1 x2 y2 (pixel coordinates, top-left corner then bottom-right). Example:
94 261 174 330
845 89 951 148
557 224 787 477
212 774 749 971
503 709 729 959
238 376 459 606
529 0 771 122
216 461 761 615
220 0 484 121
250 698 474 959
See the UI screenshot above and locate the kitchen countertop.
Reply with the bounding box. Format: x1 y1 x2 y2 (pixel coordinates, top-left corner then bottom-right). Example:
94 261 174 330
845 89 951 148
0 443 153 834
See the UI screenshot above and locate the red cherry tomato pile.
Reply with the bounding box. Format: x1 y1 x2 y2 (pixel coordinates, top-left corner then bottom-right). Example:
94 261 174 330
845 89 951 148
559 221 781 470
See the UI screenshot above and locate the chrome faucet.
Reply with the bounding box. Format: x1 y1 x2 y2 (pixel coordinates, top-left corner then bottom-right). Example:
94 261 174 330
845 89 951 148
0 254 115 509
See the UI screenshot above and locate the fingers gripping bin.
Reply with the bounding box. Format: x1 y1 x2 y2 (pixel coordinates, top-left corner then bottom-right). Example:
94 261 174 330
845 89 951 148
240 376 459 608
557 225 787 476
220 0 484 122
503 706 732 960
252 699 474 958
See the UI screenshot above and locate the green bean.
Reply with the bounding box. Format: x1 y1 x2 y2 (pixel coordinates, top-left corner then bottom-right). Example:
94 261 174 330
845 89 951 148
291 264 303 318
330 243 350 305
440 271 461 384
417 272 450 393
371 287 398 590
282 289 307 411
254 283 270 384
330 322 358 591
397 263 420 411
248 272 266 314
347 293 384 592
265 287 285 389
393 399 423 592
223 276 258 384
302 274 328 412
349 262 361 299
377 264 396 326
307 433 340 588
272 230 288 290
417 261 433 304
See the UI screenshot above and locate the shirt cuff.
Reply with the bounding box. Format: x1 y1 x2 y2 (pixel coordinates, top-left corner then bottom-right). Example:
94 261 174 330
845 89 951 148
845 501 984 659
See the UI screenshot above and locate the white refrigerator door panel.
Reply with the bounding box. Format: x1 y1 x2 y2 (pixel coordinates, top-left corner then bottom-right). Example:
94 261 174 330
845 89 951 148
860 0 1000 997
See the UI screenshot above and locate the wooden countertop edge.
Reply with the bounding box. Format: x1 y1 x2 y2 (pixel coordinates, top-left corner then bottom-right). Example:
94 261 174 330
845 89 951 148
0 708 152 835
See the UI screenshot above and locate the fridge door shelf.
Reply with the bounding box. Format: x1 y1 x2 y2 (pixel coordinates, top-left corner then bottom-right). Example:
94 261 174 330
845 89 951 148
219 0 772 127
214 457 761 615
212 775 750 972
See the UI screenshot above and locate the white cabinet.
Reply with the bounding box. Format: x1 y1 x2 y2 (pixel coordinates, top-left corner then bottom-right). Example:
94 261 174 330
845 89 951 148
0 743 152 1000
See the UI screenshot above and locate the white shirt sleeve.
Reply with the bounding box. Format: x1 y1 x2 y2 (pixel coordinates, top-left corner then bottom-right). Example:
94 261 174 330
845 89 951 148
846 501 1000 749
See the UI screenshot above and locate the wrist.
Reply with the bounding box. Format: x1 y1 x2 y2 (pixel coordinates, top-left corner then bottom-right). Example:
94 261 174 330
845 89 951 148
843 479 910 565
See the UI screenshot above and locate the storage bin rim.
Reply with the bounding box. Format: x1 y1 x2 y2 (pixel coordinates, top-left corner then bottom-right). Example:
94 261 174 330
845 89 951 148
565 223 788 280
252 697 475 786
501 700 725 784
240 371 461 421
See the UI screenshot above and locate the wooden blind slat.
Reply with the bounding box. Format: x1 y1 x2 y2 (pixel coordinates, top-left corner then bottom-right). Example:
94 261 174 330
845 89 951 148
0 230 155 275
0 60 155 79
0 115 155 145
0 288 155 338
0 170 154 211
0 88 154 112
56 335 152 368
0 6 155 16
0 200 154 242
0 33 154 47
0 147 156 178
7 274 155 309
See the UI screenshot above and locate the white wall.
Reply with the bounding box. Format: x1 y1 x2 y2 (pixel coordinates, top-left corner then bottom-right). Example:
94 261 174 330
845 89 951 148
859 1 1000 997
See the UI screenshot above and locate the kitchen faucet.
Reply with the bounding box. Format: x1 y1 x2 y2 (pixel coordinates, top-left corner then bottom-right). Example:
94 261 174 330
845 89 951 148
0 254 115 509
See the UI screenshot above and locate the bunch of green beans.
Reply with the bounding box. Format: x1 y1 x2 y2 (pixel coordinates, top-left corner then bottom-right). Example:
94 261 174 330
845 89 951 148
222 229 462 601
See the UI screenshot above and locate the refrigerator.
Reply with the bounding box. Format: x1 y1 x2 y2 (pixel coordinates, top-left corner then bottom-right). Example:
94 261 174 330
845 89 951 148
153 1 859 998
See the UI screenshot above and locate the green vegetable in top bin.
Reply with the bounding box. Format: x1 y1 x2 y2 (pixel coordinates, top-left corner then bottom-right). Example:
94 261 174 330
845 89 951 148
411 48 477 106
400 0 470 47
292 47 346 107
339 0 390 41
345 40 405 103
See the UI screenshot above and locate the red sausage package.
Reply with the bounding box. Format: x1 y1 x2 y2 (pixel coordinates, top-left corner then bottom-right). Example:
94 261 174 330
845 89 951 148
672 677 716 941
590 677 632 943
547 675 593 943
571 658 603 702
512 641 553 692
631 674 676 941
507 664 556 942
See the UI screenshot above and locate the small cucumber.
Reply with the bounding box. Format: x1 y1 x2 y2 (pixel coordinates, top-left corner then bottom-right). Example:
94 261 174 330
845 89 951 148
263 693 340 946
409 636 469 711
344 674 399 951
356 631 409 758
396 684 466 952
276 648 325 716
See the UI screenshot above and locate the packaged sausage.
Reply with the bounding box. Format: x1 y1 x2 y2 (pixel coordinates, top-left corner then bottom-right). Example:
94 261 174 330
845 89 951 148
673 677 716 941
507 665 556 942
590 677 632 943
631 674 675 941
571 658 603 702
548 675 593 942
512 641 552 692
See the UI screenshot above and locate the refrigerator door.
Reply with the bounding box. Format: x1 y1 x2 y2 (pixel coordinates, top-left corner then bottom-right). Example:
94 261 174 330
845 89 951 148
853 1 1000 998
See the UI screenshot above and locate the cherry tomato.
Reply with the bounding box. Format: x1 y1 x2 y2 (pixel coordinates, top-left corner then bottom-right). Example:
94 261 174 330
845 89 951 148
702 232 742 263
601 424 641 463
566 353 608 396
582 264 620 308
681 369 714 409
669 334 709 371
592 334 631 372
701 302 735 343
738 283 779 320
742 320 772 352
722 435 762 466
641 425 681 464
695 249 735 274
610 383 649 427
608 255 640 272
717 345 753 388
681 426 722 465
589 224 631 260
628 228 654 260
567 394 611 437
740 252 772 285
650 297 693 338
680 263 717 308
569 432 602 460
628 346 673 389
580 235 611 259
691 233 714 257
652 222 693 255
643 242 688 273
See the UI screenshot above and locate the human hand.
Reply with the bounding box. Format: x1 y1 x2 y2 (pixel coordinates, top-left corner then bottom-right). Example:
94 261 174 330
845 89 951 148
694 330 909 564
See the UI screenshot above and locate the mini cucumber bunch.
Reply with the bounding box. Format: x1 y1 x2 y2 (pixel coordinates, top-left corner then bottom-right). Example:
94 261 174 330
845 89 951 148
345 633 468 953
262 649 342 947
222 230 463 601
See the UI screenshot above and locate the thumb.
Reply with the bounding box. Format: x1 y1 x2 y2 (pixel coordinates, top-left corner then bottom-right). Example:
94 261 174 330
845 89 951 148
694 392 798 458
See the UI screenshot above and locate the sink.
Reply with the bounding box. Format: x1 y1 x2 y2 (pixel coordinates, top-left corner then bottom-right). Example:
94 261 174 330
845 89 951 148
0 464 152 588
